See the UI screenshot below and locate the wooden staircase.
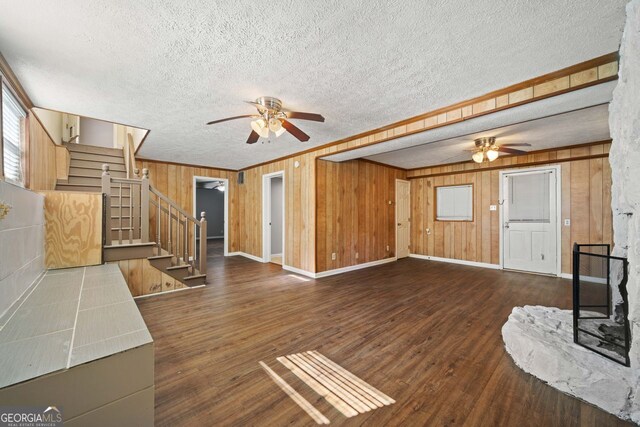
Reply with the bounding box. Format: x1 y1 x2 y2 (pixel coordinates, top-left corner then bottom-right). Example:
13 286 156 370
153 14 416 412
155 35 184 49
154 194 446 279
57 143 208 287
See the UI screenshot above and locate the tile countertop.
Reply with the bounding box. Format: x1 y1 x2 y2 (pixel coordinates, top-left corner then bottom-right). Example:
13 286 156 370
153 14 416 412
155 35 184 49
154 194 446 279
0 264 153 389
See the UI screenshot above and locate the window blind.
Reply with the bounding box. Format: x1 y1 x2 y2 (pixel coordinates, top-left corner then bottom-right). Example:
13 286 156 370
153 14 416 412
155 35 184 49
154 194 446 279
436 185 473 221
2 84 26 185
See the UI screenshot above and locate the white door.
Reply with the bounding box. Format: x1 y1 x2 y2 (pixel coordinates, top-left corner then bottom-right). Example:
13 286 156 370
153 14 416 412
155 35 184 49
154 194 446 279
396 180 410 259
502 168 558 275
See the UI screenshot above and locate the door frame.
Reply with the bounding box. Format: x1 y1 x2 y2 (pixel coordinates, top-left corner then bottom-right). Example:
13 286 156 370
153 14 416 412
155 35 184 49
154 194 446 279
499 165 562 276
192 176 229 256
395 179 411 258
262 170 285 264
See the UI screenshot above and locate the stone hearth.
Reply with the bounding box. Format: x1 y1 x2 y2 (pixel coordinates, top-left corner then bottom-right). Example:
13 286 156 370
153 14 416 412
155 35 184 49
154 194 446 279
502 306 634 420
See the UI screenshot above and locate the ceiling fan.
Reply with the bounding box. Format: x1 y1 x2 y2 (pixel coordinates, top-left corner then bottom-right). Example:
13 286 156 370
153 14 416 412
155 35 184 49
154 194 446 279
206 96 325 144
468 137 531 163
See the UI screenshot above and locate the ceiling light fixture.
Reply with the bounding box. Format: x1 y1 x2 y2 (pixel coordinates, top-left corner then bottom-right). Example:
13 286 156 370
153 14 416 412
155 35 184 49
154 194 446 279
469 136 532 162
472 151 485 163
250 119 269 138
207 96 325 144
486 148 499 162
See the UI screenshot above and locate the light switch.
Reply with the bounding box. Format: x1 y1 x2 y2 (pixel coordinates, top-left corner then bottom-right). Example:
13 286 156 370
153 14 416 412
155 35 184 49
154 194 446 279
489 205 497 211
331 252 336 260
564 219 571 226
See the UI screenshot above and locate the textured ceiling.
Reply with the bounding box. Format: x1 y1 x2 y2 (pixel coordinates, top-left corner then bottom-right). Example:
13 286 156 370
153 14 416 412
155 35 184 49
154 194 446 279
366 104 610 169
0 0 628 169
322 82 614 168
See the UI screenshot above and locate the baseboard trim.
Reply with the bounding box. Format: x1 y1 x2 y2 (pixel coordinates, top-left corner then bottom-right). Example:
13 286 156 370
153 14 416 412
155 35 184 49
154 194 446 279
409 254 502 270
133 284 205 299
282 264 317 278
315 257 397 278
228 251 265 263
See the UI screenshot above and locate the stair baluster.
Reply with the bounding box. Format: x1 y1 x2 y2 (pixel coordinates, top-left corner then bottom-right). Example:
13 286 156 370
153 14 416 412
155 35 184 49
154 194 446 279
102 164 207 286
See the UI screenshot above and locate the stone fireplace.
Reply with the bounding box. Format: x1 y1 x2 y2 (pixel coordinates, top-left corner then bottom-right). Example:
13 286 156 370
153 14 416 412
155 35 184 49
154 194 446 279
503 0 640 422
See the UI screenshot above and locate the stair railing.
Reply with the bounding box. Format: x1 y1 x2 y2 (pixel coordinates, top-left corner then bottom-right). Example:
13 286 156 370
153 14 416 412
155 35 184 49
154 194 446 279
102 164 148 246
149 185 207 273
101 164 207 274
124 133 137 179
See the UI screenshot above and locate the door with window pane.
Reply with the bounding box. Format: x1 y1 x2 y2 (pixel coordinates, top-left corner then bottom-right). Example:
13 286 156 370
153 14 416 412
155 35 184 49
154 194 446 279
502 168 558 275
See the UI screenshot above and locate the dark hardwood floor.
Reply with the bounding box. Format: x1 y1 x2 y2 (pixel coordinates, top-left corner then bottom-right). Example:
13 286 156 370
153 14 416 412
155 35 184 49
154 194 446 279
136 256 630 426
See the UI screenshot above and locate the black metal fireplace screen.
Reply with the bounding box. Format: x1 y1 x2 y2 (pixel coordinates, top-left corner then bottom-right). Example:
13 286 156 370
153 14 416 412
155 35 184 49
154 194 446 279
573 243 630 366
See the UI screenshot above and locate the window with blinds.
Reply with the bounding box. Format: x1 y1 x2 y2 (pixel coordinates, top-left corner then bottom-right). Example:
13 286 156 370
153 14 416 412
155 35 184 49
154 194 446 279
2 83 27 186
436 184 473 221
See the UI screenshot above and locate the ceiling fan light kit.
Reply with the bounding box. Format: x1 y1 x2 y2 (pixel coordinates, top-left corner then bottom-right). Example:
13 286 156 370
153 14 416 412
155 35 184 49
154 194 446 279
207 96 325 144
470 136 531 163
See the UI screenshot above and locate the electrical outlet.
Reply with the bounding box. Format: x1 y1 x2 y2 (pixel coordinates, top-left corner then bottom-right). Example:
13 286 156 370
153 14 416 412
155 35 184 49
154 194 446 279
564 218 571 226
386 245 390 251
331 252 336 261
426 228 431 235
355 252 359 259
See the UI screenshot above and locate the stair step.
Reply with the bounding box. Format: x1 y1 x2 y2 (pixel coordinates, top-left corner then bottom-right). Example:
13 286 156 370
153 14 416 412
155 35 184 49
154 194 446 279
166 264 190 271
148 254 174 270
55 183 133 195
69 167 127 178
71 159 126 171
65 143 124 157
70 151 125 163
164 264 192 281
103 241 157 261
67 175 102 185
183 274 206 286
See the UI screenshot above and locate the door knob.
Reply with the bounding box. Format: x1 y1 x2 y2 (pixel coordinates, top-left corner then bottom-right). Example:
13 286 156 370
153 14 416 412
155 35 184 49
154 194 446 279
504 223 510 229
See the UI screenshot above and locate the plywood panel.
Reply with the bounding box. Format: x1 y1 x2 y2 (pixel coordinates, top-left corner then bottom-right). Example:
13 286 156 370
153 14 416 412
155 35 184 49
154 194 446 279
29 115 58 191
41 191 102 269
409 143 613 274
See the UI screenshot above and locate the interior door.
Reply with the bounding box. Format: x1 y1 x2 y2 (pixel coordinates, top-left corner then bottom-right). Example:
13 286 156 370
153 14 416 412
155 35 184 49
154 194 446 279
503 169 557 274
396 180 410 258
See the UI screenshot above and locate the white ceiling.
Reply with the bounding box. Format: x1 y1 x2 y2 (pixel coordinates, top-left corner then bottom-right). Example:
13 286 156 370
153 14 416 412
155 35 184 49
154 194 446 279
371 104 610 169
0 1 628 169
321 82 614 168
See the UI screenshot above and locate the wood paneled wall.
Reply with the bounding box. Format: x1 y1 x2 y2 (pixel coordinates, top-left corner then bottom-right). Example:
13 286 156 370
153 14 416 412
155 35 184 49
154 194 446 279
41 191 102 269
407 143 613 273
110 258 186 297
316 160 406 272
237 153 316 272
28 114 58 191
135 160 239 252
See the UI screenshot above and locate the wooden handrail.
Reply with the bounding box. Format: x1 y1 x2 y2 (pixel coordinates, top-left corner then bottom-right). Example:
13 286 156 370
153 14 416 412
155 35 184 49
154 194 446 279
149 186 200 224
125 133 137 179
101 164 207 276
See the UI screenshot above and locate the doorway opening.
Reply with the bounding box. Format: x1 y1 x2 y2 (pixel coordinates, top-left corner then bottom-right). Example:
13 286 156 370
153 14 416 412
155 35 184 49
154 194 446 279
396 179 411 259
500 166 561 276
263 171 285 266
193 176 229 263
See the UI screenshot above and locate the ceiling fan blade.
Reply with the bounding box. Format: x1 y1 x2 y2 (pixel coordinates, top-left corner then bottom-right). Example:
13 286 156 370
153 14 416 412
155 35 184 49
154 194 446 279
500 143 532 147
498 147 528 155
207 114 256 125
281 120 310 142
284 111 325 122
246 130 260 144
